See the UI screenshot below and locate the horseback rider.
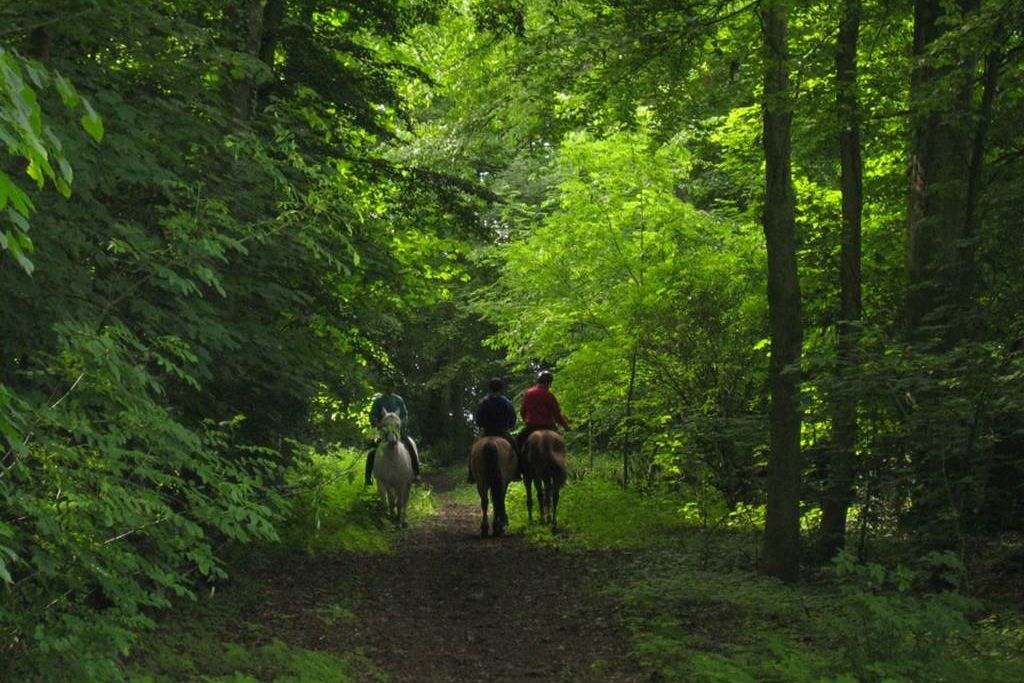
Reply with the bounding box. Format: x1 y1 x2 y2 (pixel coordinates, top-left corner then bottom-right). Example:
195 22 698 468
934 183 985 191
516 370 570 455
365 379 421 486
470 377 518 482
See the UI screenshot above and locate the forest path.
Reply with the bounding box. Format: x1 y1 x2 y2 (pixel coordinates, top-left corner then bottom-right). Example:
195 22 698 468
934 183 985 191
247 471 646 682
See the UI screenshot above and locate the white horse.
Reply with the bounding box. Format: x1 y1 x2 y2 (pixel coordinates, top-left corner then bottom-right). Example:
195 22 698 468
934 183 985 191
372 410 415 528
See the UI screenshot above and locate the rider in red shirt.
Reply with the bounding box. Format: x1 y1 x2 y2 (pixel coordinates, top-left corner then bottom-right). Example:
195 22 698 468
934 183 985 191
516 370 570 459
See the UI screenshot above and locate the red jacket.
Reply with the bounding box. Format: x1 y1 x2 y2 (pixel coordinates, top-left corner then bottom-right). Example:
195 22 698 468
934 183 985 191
520 385 569 429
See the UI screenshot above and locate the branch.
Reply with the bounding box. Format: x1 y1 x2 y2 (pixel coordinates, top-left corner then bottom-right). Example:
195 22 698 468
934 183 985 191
701 0 761 28
0 9 97 38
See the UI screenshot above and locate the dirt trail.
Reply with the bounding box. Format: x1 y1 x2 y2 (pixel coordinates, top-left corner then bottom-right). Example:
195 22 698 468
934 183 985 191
248 472 645 682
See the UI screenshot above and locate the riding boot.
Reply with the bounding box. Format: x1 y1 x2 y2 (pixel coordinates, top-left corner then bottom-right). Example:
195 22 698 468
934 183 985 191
364 448 375 486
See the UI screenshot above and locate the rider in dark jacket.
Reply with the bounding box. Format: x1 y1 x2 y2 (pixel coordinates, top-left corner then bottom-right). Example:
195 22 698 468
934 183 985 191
470 377 517 482
475 377 517 444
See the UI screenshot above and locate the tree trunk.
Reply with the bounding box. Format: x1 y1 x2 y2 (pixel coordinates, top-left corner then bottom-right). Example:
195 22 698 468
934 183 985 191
226 0 269 124
905 0 978 334
820 0 863 557
959 48 1000 307
29 26 53 61
258 0 286 66
623 345 638 489
760 0 803 584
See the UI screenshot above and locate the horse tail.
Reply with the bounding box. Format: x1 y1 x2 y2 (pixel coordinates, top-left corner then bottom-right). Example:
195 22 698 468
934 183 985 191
548 433 569 487
483 440 503 507
553 454 568 487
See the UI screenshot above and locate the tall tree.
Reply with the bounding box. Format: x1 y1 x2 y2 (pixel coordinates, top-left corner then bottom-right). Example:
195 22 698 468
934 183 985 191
226 0 270 123
760 0 803 583
906 0 978 334
820 0 863 556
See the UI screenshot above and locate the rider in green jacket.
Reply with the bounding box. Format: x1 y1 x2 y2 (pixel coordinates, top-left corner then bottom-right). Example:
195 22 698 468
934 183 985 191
365 386 421 485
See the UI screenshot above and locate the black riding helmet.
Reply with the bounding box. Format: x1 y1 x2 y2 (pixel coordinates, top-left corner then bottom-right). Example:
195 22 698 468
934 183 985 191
537 370 553 385
488 377 503 393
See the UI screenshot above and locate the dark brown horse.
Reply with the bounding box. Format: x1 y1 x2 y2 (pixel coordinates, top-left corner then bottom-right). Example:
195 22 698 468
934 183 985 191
523 430 568 532
469 436 517 537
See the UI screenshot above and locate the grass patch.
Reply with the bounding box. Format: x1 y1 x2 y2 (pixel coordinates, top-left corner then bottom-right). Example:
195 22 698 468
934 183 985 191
129 640 370 683
125 449 415 682
503 454 1024 682
450 455 691 550
279 448 437 554
618 557 833 682
124 568 381 683
619 549 1024 682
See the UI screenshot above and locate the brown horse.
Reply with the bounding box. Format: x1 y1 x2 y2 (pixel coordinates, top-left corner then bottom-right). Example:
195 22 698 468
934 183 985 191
469 436 518 537
523 430 568 532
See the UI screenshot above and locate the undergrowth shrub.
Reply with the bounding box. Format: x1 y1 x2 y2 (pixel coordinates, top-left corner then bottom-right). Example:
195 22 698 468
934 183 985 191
128 593 373 683
525 454 1024 682
279 447 436 554
1 375 284 683
619 545 1024 682
449 453 689 549
825 551 1024 682
486 453 763 561
129 639 366 683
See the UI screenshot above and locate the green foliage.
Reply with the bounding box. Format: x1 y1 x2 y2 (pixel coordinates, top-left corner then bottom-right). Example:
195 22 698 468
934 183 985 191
124 562 375 683
0 1 468 679
0 46 100 273
279 447 437 555
130 639 364 683
620 546 1024 683
2 0 1024 677
478 121 767 493
495 456 1024 682
826 551 995 682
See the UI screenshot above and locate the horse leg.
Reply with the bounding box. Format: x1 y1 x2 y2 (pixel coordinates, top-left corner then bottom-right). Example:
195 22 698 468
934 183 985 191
398 484 410 529
493 481 507 537
551 482 561 533
533 477 543 525
377 482 388 518
545 481 553 525
500 483 511 532
524 478 534 524
479 488 489 538
389 489 400 525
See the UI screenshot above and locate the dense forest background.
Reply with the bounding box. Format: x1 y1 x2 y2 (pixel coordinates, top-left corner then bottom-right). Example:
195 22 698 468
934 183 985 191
2 0 1024 680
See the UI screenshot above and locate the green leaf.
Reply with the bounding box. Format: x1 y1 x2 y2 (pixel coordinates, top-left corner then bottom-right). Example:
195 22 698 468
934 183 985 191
21 59 47 89
81 100 104 142
8 207 30 232
6 232 34 274
54 74 81 108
